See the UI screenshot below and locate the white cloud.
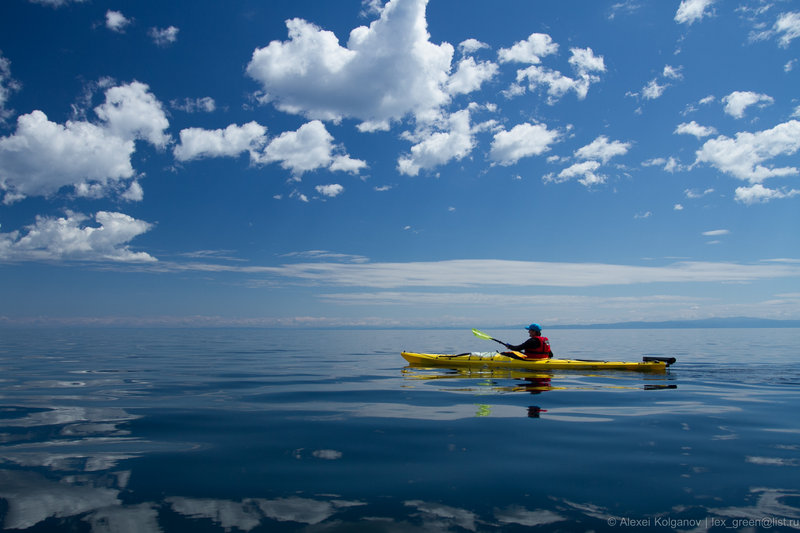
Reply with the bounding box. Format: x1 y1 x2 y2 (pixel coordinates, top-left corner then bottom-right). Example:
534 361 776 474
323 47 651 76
574 135 630 163
174 122 267 162
569 47 606 74
545 160 605 187
489 122 560 166
663 65 683 80
498 33 558 64
642 157 683 173
663 157 683 173
702 229 729 236
694 120 800 183
685 188 714 198
27 0 86 6
246 0 453 130
184 258 800 289
722 91 774 118
0 211 155 263
642 156 686 174
316 184 344 197
0 52 21 121
675 120 716 138
149 26 179 46
94 82 171 148
105 10 131 33
445 57 498 96
280 250 369 263
675 0 716 25
458 38 489 55
515 47 605 104
774 12 800 47
255 120 366 177
398 109 474 175
329 154 368 173
642 79 666 100
171 97 216 113
755 11 800 48
735 183 800 204
674 204 684 210
0 82 170 203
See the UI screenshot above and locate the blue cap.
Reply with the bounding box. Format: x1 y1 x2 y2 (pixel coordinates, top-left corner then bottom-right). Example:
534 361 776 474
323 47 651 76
526 323 542 332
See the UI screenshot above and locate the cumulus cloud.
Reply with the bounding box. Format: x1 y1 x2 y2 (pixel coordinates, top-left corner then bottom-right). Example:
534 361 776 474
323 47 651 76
574 135 630 164
256 120 366 177
515 47 605 104
489 122 560 166
722 91 774 118
149 26 179 46
498 33 558 64
545 136 629 187
643 157 684 173
675 121 716 138
544 160 605 187
0 81 169 203
316 184 344 197
675 0 716 25
398 109 474 175
94 82 171 148
174 122 267 162
0 211 155 262
458 38 489 55
735 183 800 204
694 120 800 183
445 57 498 96
642 79 667 100
246 0 453 130
105 10 131 33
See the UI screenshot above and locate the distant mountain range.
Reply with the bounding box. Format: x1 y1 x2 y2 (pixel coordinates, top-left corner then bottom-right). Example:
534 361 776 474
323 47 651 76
548 317 800 329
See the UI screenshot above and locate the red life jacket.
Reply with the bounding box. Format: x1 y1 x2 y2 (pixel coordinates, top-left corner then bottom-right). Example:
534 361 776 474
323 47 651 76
524 336 552 359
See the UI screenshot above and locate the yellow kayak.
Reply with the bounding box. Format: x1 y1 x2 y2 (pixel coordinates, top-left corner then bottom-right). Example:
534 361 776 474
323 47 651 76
401 351 675 372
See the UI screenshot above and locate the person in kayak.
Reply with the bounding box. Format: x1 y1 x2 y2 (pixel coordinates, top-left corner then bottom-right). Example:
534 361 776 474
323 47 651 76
504 323 553 359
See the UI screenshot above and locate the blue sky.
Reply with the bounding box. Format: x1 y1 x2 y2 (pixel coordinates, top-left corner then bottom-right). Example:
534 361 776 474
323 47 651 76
1 0 799 327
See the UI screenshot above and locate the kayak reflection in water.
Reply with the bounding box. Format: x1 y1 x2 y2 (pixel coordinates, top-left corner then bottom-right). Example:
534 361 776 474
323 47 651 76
503 323 554 359
515 376 552 395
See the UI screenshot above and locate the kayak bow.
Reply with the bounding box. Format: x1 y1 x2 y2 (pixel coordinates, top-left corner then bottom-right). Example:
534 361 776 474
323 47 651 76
401 351 675 372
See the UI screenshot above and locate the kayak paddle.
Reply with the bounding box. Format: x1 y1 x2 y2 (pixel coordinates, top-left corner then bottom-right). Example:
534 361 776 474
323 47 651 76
472 328 510 348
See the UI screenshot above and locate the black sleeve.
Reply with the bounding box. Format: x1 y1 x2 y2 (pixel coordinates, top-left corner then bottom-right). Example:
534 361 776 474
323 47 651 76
506 338 541 352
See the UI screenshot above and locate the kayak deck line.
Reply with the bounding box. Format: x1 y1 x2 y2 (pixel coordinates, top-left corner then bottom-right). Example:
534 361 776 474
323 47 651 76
401 351 676 372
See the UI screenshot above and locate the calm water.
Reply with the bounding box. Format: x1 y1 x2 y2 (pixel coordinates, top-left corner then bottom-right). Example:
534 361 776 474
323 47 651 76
0 327 798 532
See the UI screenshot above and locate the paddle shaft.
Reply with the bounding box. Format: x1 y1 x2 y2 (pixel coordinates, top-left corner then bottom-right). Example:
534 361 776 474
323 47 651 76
471 328 510 348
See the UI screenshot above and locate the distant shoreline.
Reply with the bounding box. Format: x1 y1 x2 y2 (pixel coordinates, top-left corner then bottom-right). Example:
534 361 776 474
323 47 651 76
1 316 799 329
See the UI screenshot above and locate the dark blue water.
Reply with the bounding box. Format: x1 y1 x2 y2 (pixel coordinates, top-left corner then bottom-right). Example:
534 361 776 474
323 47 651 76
0 327 798 532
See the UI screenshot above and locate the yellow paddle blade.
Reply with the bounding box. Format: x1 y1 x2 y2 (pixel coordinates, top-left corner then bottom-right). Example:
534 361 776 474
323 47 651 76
471 328 493 340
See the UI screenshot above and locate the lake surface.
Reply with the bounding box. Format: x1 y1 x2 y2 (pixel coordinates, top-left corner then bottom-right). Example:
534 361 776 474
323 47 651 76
0 327 798 532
